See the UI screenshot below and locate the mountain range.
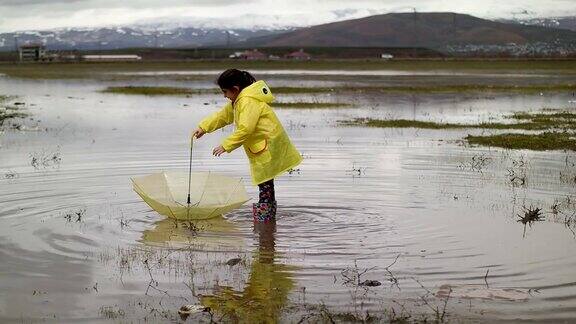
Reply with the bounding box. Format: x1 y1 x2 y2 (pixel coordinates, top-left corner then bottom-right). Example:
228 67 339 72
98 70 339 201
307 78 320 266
0 12 575 53
0 27 285 51
244 13 576 48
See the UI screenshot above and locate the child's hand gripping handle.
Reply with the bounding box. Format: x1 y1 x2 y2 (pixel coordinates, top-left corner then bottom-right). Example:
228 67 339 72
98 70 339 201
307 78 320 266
192 127 205 139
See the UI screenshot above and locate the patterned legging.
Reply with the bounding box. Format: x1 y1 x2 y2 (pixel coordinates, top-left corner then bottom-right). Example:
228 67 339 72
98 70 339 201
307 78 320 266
258 179 275 203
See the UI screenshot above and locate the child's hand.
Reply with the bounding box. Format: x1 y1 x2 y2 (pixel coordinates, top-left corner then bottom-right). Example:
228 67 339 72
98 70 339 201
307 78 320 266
192 128 205 139
212 145 226 157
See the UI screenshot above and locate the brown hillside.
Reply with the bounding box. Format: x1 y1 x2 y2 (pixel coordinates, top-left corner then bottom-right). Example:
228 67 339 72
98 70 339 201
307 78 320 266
245 12 576 48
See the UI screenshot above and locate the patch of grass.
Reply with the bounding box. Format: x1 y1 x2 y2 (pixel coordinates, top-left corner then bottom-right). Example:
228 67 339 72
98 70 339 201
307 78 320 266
346 111 576 151
101 86 196 96
344 118 541 130
371 84 576 93
1 59 576 80
273 84 576 94
274 101 351 108
347 118 467 129
466 132 576 151
99 305 126 319
273 87 335 94
345 111 576 131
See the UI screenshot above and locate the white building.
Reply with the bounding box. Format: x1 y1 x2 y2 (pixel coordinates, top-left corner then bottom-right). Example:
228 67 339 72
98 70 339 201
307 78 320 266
82 55 142 62
19 44 46 61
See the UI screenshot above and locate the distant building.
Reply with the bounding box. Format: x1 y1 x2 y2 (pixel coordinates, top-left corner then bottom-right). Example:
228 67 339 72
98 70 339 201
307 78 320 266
228 51 245 59
381 53 394 60
82 55 142 62
230 49 267 60
285 49 311 60
19 44 46 61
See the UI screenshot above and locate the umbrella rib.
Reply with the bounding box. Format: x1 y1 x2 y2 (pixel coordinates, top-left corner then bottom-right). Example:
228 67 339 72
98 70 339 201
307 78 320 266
196 171 209 207
160 172 183 219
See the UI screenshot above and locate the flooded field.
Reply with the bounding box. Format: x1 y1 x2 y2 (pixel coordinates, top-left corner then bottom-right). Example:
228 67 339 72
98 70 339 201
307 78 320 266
1 67 576 323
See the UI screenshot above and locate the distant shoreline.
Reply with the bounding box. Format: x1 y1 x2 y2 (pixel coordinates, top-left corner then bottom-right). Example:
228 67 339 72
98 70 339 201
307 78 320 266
0 58 574 80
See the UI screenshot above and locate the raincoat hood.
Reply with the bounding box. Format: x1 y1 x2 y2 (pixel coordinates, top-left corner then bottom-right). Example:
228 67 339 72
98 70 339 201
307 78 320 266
236 80 275 104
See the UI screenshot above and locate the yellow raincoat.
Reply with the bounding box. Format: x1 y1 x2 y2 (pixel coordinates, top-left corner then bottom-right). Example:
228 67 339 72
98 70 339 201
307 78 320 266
198 80 302 185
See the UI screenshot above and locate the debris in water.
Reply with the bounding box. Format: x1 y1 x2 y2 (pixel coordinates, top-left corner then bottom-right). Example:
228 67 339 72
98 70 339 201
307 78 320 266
517 206 544 225
359 280 382 287
4 170 18 179
517 206 544 237
178 304 209 320
30 150 62 169
287 168 301 175
226 257 242 266
64 209 86 222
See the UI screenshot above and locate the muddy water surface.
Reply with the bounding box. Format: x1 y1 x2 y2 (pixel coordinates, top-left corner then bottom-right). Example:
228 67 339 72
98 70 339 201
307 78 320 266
1 74 576 322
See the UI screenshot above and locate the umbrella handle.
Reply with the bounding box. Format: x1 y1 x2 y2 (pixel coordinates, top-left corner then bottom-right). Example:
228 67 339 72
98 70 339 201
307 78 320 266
187 135 194 206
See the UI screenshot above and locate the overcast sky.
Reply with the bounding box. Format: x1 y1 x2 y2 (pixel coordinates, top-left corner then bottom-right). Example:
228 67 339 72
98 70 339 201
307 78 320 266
0 0 575 32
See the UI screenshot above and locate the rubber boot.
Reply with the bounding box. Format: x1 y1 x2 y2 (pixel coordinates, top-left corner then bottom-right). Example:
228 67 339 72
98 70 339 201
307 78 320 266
252 201 277 223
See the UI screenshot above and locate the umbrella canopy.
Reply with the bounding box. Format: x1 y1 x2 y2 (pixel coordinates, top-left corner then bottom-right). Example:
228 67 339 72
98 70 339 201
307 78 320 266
132 171 250 220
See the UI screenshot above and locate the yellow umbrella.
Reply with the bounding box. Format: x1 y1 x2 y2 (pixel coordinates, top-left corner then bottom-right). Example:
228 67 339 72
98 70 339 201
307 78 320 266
132 171 249 220
131 137 250 220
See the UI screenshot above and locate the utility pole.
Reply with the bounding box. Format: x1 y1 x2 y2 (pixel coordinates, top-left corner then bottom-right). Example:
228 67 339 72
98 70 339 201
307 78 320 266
14 36 19 62
412 8 418 58
451 12 457 47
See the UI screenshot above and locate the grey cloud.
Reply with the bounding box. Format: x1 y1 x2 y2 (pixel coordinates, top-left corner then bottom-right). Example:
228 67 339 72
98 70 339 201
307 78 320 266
0 0 245 9
0 0 574 33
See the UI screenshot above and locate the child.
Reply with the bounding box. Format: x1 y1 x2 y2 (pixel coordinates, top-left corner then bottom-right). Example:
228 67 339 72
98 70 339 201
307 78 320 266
192 69 302 222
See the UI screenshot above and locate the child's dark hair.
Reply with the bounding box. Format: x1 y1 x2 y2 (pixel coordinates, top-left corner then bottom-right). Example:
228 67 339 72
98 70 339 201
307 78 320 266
217 69 256 91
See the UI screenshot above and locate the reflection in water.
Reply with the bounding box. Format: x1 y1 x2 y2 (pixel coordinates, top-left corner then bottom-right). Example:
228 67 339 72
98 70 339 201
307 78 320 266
139 217 295 322
140 216 242 249
201 220 295 323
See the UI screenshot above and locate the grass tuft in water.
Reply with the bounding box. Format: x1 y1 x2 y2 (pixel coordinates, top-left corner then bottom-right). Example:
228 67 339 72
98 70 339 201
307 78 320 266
344 118 466 129
373 84 576 93
466 132 576 151
345 111 576 151
101 86 196 96
344 111 576 131
518 207 544 225
274 101 351 109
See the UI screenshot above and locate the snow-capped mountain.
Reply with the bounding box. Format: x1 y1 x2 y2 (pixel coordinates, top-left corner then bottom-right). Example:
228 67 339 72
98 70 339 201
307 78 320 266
132 9 389 31
0 9 388 51
499 16 576 32
0 26 288 51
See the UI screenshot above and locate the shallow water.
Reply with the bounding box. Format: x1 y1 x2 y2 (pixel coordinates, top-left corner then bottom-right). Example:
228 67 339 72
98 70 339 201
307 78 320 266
1 74 576 322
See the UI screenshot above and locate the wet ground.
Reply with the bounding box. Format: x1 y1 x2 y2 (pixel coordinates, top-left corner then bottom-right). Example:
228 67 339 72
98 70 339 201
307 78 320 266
1 70 576 323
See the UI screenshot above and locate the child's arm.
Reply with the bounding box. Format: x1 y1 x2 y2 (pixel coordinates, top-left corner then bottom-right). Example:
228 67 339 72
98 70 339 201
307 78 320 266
196 102 234 135
221 98 263 152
